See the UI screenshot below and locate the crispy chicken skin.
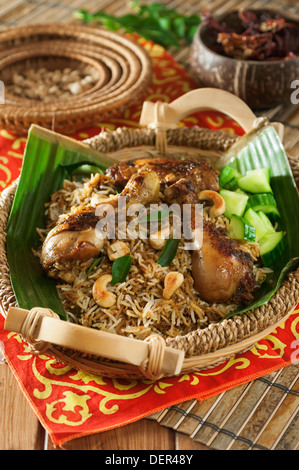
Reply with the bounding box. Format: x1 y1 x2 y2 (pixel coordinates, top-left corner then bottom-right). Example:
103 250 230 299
40 170 160 271
164 178 199 205
106 158 220 192
41 228 104 269
119 169 160 206
40 207 103 270
192 221 256 304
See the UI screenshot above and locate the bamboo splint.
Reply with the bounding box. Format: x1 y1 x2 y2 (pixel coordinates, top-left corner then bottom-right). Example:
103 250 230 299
4 306 184 380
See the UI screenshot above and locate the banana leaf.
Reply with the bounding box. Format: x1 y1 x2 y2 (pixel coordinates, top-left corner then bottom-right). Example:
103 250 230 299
217 122 299 317
5 122 299 323
6 125 118 319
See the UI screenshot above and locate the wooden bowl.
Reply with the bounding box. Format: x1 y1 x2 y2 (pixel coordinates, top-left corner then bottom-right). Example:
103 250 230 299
190 9 299 109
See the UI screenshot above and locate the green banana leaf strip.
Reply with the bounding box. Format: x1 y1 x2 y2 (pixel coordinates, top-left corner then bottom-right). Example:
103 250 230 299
6 125 117 320
227 257 299 318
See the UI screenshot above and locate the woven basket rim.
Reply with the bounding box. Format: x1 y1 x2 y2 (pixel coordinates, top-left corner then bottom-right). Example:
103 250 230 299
0 126 298 378
0 24 153 133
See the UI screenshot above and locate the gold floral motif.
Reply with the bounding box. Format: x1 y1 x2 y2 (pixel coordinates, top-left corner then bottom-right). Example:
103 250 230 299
290 309 299 339
46 391 92 426
217 127 236 135
205 116 224 128
179 374 199 386
144 43 165 58
251 335 287 360
178 356 251 383
252 309 299 360
70 369 107 386
7 151 24 159
153 381 173 394
9 334 158 420
0 156 12 188
0 130 26 148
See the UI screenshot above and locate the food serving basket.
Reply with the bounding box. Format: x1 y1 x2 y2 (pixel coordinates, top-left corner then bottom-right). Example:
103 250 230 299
1 88 299 380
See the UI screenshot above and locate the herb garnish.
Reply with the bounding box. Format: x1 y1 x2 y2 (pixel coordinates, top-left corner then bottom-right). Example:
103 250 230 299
111 254 132 285
87 255 103 273
158 238 180 267
74 1 201 49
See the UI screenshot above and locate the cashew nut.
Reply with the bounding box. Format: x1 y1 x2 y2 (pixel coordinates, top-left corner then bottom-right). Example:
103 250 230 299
107 241 130 261
93 274 116 308
163 272 184 300
149 226 169 250
198 190 226 218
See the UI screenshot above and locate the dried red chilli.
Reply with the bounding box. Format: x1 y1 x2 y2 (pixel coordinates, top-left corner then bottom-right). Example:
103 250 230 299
202 9 299 61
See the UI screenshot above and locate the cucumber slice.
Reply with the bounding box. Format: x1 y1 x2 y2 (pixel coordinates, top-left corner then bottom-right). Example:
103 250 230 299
235 188 248 195
259 231 286 266
246 193 276 210
219 165 241 190
244 208 268 241
257 211 275 234
246 193 280 220
238 168 272 193
219 189 249 219
229 214 256 242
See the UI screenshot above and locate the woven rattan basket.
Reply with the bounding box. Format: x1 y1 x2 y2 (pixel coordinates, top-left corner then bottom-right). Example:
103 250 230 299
0 23 152 133
1 89 299 380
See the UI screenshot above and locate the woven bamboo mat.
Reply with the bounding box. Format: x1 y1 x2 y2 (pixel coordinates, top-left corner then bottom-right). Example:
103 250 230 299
0 0 298 451
148 365 299 450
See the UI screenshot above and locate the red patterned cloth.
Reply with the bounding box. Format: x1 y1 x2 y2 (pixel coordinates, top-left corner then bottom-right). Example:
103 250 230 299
0 36 298 447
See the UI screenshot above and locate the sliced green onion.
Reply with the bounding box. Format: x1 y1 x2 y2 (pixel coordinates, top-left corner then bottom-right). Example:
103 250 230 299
87 255 103 273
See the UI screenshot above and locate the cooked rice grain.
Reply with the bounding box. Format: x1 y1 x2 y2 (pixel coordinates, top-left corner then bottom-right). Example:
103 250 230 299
37 175 266 341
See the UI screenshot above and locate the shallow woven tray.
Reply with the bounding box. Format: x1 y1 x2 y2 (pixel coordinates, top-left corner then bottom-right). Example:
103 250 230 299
0 23 152 133
1 120 299 380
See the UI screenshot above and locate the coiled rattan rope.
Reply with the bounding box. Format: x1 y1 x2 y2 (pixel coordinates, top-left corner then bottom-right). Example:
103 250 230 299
19 307 59 354
139 335 167 380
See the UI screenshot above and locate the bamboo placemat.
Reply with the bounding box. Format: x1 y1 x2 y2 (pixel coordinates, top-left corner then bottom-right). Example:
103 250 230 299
148 365 299 450
0 0 298 451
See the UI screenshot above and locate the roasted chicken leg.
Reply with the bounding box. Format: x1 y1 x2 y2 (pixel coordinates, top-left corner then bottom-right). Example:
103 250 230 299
41 157 257 306
106 158 220 193
40 170 160 271
192 221 256 304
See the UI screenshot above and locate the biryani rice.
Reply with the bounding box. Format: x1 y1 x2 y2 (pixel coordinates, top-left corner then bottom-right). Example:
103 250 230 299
36 173 265 340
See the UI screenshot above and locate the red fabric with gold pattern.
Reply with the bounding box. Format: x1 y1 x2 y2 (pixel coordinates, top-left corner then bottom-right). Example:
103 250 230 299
0 37 298 447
